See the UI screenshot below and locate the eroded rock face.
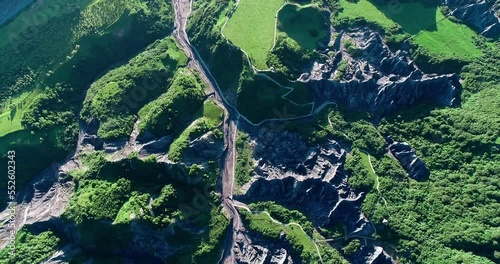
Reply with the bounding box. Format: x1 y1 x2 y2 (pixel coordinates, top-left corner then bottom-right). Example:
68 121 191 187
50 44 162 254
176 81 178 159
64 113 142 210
388 139 430 181
253 129 346 183
182 131 224 165
238 130 370 231
302 28 461 116
234 230 296 264
445 0 500 37
236 128 398 263
354 245 394 264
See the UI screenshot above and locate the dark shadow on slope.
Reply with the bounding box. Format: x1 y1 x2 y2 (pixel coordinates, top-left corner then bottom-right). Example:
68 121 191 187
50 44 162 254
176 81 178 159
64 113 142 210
370 0 440 34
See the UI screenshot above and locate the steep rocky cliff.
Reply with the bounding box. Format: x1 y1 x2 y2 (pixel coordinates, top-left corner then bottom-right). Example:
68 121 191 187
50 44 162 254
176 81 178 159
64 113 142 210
444 0 500 37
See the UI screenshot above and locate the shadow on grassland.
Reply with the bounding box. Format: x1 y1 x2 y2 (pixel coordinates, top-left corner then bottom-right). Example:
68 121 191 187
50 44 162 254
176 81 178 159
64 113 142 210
370 0 440 34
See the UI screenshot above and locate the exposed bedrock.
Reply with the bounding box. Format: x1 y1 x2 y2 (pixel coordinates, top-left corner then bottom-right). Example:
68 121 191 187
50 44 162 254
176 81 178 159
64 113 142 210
239 129 370 231
240 177 340 227
353 245 394 264
234 230 296 264
444 0 500 37
302 28 461 115
182 130 224 165
253 129 346 183
388 138 430 181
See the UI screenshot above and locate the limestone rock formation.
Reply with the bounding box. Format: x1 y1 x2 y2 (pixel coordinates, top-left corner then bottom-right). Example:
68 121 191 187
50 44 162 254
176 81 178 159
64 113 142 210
388 138 430 181
353 245 394 264
182 131 224 165
234 230 296 264
444 0 500 37
302 28 461 116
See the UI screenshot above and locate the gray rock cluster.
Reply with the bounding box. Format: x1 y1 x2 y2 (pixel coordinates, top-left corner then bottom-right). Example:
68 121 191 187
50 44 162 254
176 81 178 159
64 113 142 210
234 231 295 264
388 138 430 181
444 0 500 37
182 131 224 165
253 129 346 182
302 28 461 116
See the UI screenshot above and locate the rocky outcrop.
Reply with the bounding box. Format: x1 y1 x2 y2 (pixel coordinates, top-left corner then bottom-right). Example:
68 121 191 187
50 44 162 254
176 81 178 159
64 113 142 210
0 161 75 248
252 129 346 183
302 28 461 116
138 136 172 156
444 0 500 37
234 230 296 264
353 245 394 264
388 139 430 181
183 131 224 165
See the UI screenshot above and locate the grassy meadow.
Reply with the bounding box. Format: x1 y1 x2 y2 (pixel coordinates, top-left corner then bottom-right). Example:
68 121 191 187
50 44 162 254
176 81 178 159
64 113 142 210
337 0 482 62
223 0 285 69
277 4 328 50
237 74 313 124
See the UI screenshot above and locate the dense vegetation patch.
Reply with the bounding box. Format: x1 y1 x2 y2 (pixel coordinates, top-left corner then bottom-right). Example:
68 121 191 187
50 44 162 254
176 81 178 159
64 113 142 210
235 132 254 187
188 0 245 99
166 99 224 162
61 150 227 261
240 205 346 263
237 71 313 124
81 37 187 140
344 149 376 192
137 68 205 139
0 229 60 264
0 0 174 204
267 36 317 78
367 43 500 263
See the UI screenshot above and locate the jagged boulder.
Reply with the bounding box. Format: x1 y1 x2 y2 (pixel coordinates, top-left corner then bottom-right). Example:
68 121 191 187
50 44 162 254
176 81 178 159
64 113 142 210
388 140 430 181
444 0 500 37
239 177 340 226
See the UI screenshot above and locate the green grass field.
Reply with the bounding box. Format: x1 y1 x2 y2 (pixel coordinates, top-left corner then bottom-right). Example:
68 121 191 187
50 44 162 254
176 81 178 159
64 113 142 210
202 99 224 126
223 0 284 69
338 0 482 61
0 90 40 137
359 151 377 179
277 4 328 50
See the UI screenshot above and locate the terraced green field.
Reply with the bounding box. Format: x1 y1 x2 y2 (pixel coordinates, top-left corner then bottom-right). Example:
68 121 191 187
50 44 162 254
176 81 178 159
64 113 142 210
223 0 285 69
338 0 482 62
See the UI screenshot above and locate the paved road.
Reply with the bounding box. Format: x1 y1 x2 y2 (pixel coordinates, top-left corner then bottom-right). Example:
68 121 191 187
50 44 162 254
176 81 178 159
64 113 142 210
171 1 241 262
